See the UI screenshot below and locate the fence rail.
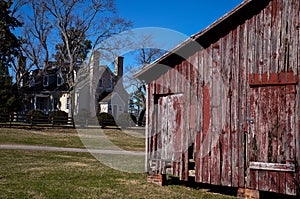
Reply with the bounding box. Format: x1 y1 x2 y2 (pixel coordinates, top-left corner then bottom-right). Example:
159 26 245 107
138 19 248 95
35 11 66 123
0 113 74 128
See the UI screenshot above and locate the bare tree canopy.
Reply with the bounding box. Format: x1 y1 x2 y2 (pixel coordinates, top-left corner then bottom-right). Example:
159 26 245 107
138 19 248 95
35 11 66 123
12 0 131 87
125 35 166 125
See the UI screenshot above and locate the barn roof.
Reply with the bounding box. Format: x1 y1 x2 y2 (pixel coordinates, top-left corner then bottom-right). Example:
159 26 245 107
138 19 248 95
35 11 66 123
134 0 271 82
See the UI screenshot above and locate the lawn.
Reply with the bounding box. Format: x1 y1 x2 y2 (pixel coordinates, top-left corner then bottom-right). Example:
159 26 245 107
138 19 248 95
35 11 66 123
0 127 236 198
0 127 145 151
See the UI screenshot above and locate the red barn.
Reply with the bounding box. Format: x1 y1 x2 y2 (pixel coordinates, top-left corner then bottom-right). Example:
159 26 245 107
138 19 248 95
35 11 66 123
135 0 300 197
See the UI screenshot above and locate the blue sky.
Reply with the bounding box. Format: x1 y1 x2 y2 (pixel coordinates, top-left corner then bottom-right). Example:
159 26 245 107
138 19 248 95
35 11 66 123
115 0 243 36
12 0 244 73
114 0 243 69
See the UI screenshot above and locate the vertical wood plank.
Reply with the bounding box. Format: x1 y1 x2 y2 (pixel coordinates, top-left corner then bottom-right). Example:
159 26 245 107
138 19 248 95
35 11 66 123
220 32 232 186
285 85 296 195
197 51 205 183
231 27 239 188
256 10 269 192
263 1 272 80
249 87 258 190
268 86 279 193
173 64 178 94
210 41 221 185
184 59 191 182
238 21 248 188
255 12 262 76
151 84 156 160
289 0 297 74
177 63 183 94
257 86 269 192
155 76 161 94
278 84 287 194
160 96 168 161
271 0 279 73
295 0 300 195
279 0 286 72
201 48 211 184
147 84 154 171
156 97 163 161
247 6 259 190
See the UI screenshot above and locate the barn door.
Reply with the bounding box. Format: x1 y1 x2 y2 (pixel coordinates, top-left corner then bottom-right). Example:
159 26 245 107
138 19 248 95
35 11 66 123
158 94 183 176
246 73 297 194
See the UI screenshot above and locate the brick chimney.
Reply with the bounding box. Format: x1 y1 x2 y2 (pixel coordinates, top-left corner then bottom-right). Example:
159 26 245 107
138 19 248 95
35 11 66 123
114 56 124 79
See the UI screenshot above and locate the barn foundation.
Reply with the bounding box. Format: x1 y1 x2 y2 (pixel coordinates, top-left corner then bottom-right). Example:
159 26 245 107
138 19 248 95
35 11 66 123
237 188 260 199
147 172 166 186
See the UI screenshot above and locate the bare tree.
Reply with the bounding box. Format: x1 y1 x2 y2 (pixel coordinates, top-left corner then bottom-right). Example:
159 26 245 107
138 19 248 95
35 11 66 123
9 0 53 88
43 0 131 84
15 0 131 116
125 35 165 125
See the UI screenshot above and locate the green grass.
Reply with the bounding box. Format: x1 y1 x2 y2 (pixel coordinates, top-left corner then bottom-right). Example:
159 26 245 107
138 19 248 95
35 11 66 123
0 127 236 198
0 127 145 151
0 128 84 148
0 150 235 199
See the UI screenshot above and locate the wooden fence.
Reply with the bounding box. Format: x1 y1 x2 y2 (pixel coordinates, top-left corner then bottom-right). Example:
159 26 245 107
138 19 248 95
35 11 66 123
0 113 75 128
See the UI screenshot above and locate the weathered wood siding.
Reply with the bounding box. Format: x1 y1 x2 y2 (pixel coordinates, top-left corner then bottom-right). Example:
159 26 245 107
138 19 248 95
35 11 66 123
146 0 300 196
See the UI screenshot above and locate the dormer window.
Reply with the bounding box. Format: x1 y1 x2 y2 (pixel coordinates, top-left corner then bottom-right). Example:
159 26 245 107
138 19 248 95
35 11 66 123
43 75 49 87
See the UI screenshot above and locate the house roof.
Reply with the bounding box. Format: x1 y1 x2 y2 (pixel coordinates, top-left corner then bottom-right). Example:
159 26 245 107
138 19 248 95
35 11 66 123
99 90 128 104
99 92 113 103
134 0 271 82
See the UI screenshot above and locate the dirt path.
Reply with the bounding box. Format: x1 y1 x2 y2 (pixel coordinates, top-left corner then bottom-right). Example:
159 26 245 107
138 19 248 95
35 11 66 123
0 144 144 156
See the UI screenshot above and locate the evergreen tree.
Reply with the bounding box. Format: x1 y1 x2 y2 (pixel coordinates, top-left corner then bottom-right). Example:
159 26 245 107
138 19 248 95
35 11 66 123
0 0 22 75
0 0 22 113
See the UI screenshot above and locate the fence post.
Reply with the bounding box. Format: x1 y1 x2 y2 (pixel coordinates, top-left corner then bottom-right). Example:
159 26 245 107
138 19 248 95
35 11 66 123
9 113 12 128
72 117 75 128
30 115 33 128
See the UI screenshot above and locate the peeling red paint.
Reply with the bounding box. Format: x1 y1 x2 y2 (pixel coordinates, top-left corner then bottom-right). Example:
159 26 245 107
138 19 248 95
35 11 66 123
145 0 300 196
203 85 210 135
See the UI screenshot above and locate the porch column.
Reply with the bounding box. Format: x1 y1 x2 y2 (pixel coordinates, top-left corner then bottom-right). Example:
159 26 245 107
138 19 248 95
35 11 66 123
33 96 37 110
50 95 54 111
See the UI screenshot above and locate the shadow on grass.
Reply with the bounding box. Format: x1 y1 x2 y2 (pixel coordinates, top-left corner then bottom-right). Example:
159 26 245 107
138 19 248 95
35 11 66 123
260 191 298 199
164 176 237 197
164 175 299 199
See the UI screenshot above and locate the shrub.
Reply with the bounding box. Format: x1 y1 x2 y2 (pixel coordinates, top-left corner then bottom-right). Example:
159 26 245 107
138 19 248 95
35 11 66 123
116 112 135 129
50 110 68 118
97 112 116 128
26 110 47 123
0 107 9 122
0 107 9 115
50 110 68 124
